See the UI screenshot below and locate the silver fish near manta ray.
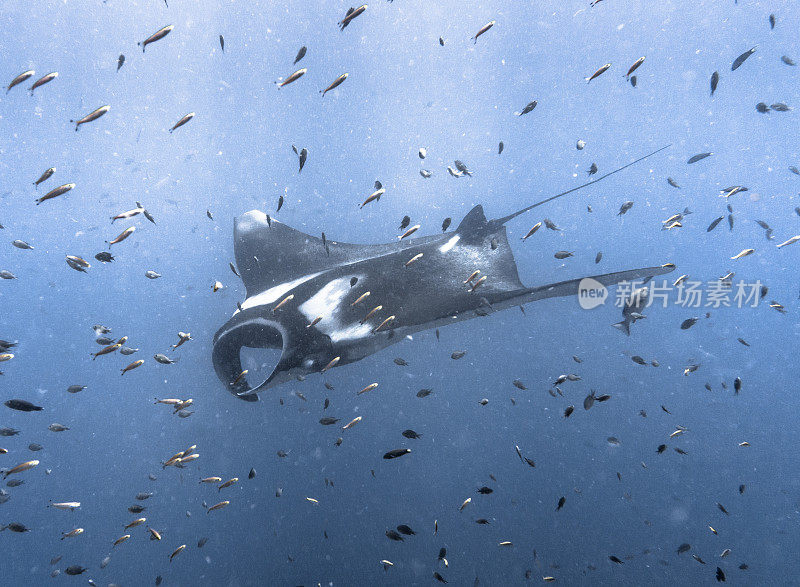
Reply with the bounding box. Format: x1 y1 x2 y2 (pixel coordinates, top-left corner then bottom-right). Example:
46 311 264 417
213 147 674 401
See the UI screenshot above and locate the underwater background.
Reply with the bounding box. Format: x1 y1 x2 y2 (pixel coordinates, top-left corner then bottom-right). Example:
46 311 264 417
0 0 798 584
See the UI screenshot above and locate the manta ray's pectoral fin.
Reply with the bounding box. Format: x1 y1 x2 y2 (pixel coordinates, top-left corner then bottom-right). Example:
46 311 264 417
513 264 675 307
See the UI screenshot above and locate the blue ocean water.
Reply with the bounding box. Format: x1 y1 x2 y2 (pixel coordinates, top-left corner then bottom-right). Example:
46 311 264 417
1 0 798 584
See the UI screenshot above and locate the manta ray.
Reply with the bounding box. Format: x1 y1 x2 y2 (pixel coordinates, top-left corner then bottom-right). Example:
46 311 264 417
213 147 674 401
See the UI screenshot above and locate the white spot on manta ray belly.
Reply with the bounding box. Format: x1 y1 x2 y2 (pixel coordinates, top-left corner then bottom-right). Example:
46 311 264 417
439 235 460 253
238 272 323 313
299 277 372 343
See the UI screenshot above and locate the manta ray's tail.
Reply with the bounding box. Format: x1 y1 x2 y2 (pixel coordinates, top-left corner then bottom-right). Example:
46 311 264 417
493 145 671 226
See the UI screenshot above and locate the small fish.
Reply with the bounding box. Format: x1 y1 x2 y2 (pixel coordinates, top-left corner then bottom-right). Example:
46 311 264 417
117 54 125 71
707 216 724 232
35 183 74 205
5 399 43 412
556 496 566 510
169 544 187 562
169 112 194 133
716 567 726 582
447 166 463 178
206 500 230 513
397 524 416 535
514 100 537 116
65 255 90 273
357 382 379 395
272 294 294 314
710 71 719 96
583 391 595 410
360 188 384 208
339 5 367 30
294 46 307 64
342 416 362 430
383 448 410 460
521 222 541 241
782 56 796 66
108 226 135 246
498 141 504 154
29 72 58 94
153 353 177 365
291 145 308 172
667 177 680 189
626 56 646 79
730 248 754 260
687 152 712 164
139 25 174 52
469 276 487 292
731 47 756 71
277 68 306 88
33 167 56 187
7 70 35 93
618 201 634 215
121 359 144 375
399 225 420 240
609 555 624 564
416 389 432 398
420 169 432 178
71 104 110 131
586 63 611 82
630 75 637 87
359 305 382 325
472 20 495 43
320 73 348 96
3 460 39 478
454 160 472 176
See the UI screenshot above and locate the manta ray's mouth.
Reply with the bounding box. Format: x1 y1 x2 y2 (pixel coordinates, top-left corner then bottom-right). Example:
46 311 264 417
211 313 285 402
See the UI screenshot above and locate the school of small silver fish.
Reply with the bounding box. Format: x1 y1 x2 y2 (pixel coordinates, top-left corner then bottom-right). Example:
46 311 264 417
0 1 795 585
